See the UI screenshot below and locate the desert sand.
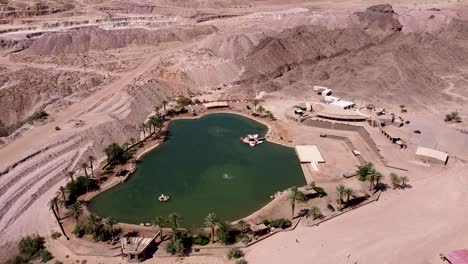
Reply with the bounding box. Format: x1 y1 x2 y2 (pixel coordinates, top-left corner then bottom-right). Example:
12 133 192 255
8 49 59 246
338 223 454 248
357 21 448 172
0 0 467 263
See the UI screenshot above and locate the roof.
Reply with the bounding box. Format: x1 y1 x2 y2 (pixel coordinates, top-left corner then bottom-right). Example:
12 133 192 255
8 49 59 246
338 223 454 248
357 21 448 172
382 127 401 139
416 146 448 162
203 101 229 108
331 100 355 108
322 88 332 95
324 96 340 102
294 145 325 163
313 85 328 91
317 112 366 121
445 249 468 264
121 237 154 254
249 223 269 232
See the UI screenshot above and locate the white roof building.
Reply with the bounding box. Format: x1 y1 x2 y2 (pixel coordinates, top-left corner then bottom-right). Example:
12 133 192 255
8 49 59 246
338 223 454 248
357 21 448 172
204 101 229 109
313 85 328 91
416 147 448 165
331 99 355 109
321 88 332 96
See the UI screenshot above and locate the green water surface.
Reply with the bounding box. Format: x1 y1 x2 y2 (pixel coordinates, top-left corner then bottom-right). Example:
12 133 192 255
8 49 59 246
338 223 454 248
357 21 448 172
89 113 305 226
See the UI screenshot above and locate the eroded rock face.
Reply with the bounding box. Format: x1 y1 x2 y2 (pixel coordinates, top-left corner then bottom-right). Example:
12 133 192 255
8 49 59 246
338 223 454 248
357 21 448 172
366 4 395 14
354 4 403 33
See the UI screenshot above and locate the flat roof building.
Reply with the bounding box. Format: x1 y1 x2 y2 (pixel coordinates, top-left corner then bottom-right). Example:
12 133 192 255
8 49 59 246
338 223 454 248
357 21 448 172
331 99 355 110
121 236 156 262
294 145 325 171
416 146 448 165
204 101 229 109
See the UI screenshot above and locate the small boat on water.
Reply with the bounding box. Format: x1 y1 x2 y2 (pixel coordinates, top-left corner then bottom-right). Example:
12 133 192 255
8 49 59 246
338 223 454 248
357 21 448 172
158 194 170 202
240 134 263 147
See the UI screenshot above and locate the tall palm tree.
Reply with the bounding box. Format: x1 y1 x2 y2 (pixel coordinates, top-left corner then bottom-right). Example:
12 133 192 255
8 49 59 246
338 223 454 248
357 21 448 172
162 100 168 114
151 216 167 240
104 217 117 241
390 173 401 189
307 206 322 220
82 176 91 193
86 214 100 239
204 213 219 243
80 163 89 177
88 155 96 178
68 202 83 222
344 188 354 203
237 219 247 234
168 213 182 241
49 196 60 219
58 186 67 204
67 171 75 183
139 123 146 138
287 186 305 219
336 185 346 209
357 162 374 182
373 170 384 190
49 197 69 240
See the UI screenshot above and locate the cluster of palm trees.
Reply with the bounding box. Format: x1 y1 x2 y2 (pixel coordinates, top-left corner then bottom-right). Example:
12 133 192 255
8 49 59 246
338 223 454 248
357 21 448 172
287 186 306 218
140 101 167 139
80 155 97 178
357 162 384 191
335 184 354 210
151 213 182 241
390 173 409 189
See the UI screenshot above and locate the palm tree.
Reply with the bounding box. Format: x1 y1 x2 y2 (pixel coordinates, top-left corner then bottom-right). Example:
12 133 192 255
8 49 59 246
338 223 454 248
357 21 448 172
367 168 382 191
88 155 96 178
86 214 100 239
139 123 146 138
308 206 322 220
58 186 67 204
344 188 354 203
82 176 91 193
287 186 305 219
49 197 69 240
390 173 401 189
237 219 248 234
151 216 167 240
104 217 117 241
400 176 409 188
168 213 182 241
373 171 384 190
49 196 60 219
357 162 374 182
67 171 75 183
336 185 346 209
80 162 89 177
309 181 316 189
204 213 219 243
68 202 83 222
162 100 168 114
154 105 161 116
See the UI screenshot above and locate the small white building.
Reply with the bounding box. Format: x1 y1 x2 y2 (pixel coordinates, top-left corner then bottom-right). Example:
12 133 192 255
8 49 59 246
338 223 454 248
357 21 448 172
321 88 332 96
331 99 355 110
313 85 328 91
203 101 229 109
416 147 448 165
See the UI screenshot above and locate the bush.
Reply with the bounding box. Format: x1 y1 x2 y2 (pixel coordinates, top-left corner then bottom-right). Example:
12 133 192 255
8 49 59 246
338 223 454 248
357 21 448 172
267 219 291 229
18 235 46 259
235 259 248 264
176 96 192 107
192 235 209 245
445 111 462 122
216 222 236 245
54 261 64 264
72 223 85 238
313 186 327 197
51 231 62 240
235 234 251 245
227 248 244 259
39 249 53 263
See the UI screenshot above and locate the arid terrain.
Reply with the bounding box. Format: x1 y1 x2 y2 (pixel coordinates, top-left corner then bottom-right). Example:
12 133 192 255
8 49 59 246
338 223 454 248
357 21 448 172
0 0 467 263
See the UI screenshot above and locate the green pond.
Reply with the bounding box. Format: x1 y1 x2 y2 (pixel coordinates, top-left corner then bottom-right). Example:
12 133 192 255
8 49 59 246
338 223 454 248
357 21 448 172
89 113 305 226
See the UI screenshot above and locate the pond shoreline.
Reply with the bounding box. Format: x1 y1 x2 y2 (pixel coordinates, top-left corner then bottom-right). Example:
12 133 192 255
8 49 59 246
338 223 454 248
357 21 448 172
82 109 304 229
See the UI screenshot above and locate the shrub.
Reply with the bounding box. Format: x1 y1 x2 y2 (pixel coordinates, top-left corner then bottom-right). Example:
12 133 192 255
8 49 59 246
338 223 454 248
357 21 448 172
72 223 85 238
18 235 46 259
268 219 291 229
227 248 244 259
313 186 327 197
192 235 209 245
176 96 192 107
246 105 251 110
235 259 248 264
55 261 64 264
39 249 53 263
216 222 237 245
236 234 251 245
51 231 62 240
445 111 462 122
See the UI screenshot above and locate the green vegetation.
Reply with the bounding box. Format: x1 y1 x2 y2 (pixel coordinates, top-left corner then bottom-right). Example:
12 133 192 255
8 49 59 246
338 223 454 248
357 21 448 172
5 235 54 264
104 143 129 166
357 162 383 191
177 96 192 107
165 230 192 256
152 216 168 240
65 176 98 205
227 248 244 259
216 222 237 245
73 214 115 241
307 206 322 220
0 110 48 137
287 186 305 218
235 259 248 264
263 218 292 229
192 235 210 245
445 111 462 122
204 213 219 243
